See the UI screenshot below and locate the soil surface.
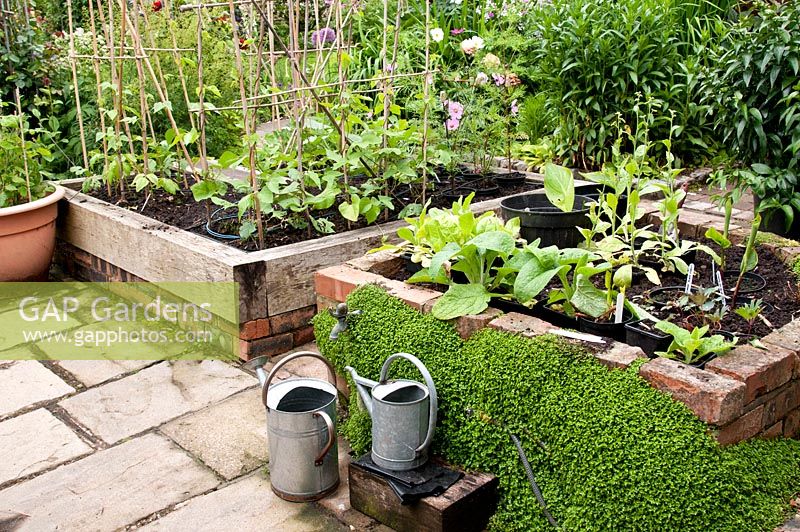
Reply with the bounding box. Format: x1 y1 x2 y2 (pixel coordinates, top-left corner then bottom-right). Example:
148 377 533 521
391 240 800 340
88 171 539 251
625 241 800 338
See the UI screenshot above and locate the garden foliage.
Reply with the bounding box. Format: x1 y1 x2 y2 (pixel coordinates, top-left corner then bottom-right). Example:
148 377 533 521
525 0 718 168
314 284 800 531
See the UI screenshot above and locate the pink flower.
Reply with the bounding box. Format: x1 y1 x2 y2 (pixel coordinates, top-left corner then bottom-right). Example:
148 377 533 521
511 99 519 116
446 118 460 131
492 73 505 86
445 100 464 120
450 28 465 35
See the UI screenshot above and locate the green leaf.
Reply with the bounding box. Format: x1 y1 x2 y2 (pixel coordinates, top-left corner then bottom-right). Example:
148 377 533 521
339 197 360 222
431 284 491 320
514 259 567 304
570 274 609 318
544 163 575 212
465 230 516 255
704 227 731 249
191 179 226 202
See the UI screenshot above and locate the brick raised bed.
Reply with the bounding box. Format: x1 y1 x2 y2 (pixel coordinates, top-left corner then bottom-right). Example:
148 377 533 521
54 175 545 360
314 197 800 445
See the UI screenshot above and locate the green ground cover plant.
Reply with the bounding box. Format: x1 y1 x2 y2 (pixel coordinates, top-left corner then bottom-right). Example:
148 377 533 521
314 284 800 531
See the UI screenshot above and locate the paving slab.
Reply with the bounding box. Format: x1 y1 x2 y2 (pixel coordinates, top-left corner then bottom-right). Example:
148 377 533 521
160 388 268 480
0 362 75 418
137 471 348 532
38 317 190 362
56 359 154 387
0 433 219 532
264 343 333 383
0 409 92 486
59 360 256 444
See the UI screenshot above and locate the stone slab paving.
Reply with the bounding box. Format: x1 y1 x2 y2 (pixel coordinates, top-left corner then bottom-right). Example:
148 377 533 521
0 433 220 532
59 360 256 444
0 344 387 531
0 361 75 418
0 409 92 486
136 472 347 531
160 388 268 480
56 359 154 387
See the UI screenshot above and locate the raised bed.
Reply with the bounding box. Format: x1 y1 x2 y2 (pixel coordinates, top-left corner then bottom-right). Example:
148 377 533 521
54 172 551 359
313 198 800 445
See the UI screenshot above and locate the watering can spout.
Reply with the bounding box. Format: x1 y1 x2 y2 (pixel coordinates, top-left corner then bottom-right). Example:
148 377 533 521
243 355 270 387
344 366 377 417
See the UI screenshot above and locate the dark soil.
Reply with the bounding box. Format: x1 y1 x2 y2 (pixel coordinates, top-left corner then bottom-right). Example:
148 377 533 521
88 171 539 252
390 240 800 340
625 241 800 338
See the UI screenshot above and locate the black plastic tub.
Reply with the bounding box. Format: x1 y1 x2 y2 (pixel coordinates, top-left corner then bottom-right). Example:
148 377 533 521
578 312 634 342
474 183 500 197
400 252 422 275
441 187 476 203
538 303 579 329
492 172 527 187
625 319 671 357
500 193 592 248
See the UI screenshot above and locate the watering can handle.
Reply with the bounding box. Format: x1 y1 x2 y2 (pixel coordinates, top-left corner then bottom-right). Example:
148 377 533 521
313 411 335 466
262 351 338 409
379 353 438 454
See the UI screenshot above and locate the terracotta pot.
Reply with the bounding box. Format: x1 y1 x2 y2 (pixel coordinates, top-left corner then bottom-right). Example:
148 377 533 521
0 185 66 281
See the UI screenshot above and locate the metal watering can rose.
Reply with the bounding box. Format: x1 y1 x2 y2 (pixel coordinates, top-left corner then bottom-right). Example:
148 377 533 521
245 351 339 502
346 353 438 471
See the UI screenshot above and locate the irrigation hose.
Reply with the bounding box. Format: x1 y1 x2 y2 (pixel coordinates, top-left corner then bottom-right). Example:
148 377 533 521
509 433 560 529
465 407 560 529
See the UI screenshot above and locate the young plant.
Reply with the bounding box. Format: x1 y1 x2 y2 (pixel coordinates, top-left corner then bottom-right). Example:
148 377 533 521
654 321 738 365
730 214 762 305
372 192 520 266
545 249 612 318
426 229 519 320
543 162 574 212
734 299 764 335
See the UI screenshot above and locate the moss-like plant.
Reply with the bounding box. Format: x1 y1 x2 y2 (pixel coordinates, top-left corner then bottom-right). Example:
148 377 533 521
314 285 800 531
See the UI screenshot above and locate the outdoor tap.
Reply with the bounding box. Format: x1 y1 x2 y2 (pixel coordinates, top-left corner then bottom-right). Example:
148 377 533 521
243 355 270 387
328 303 362 340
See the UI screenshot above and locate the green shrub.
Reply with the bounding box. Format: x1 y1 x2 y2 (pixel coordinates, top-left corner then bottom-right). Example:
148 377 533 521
517 93 555 142
314 284 800 531
710 1 800 171
707 1 800 225
525 0 718 168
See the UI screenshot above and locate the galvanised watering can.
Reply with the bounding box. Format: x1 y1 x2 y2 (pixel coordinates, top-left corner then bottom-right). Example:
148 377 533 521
345 353 438 471
245 351 339 502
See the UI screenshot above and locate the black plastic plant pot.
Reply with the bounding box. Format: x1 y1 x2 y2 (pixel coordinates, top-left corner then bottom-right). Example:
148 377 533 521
492 171 527 187
735 271 766 295
455 171 482 182
531 302 579 330
624 320 671 357
578 312 634 342
499 193 592 248
474 183 500 198
492 298 537 316
441 187 476 203
690 352 717 370
646 285 696 308
400 251 422 275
